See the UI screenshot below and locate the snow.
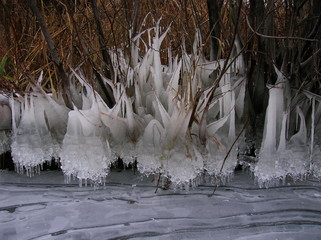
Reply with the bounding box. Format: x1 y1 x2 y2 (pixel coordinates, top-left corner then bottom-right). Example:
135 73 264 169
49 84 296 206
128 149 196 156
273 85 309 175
1 170 321 240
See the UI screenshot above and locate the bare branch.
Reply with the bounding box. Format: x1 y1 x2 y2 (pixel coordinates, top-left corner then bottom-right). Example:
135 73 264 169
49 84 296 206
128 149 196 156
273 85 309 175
245 12 319 42
90 0 115 107
208 119 248 197
28 0 71 107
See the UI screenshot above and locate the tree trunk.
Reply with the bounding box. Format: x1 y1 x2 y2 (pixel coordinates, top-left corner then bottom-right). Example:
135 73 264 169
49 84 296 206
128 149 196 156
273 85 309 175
28 0 72 108
89 0 115 107
247 0 267 114
263 0 277 85
90 0 114 80
207 0 223 61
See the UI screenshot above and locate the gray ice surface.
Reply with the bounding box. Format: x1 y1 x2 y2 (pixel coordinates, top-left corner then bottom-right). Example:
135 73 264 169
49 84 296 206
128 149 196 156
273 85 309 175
1 170 321 240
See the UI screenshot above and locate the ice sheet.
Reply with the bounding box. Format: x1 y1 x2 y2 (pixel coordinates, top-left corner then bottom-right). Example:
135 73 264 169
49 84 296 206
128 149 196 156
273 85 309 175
1 170 321 240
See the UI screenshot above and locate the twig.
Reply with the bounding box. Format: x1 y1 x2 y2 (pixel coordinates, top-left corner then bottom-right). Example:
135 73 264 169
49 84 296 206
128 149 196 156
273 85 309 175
199 0 243 144
208 119 249 197
90 0 114 79
155 173 162 193
28 0 72 108
245 13 319 42
90 0 116 107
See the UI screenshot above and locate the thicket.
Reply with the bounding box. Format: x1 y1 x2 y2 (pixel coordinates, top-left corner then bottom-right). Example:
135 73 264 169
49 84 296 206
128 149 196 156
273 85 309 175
0 1 319 97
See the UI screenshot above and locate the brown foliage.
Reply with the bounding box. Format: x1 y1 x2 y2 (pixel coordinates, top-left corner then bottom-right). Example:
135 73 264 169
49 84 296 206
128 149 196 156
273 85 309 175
0 0 209 93
0 0 319 95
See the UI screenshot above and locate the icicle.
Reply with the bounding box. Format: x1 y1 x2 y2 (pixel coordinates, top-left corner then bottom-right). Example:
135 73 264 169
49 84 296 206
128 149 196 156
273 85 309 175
134 79 142 112
166 59 181 115
233 37 245 76
310 97 315 161
296 109 299 132
154 95 171 129
147 28 152 47
125 95 139 142
207 114 230 137
10 93 48 170
261 85 284 153
219 96 223 119
233 77 246 119
152 45 163 97
60 96 111 183
168 47 173 73
36 71 44 85
289 106 307 146
277 112 288 152
165 104 193 146
11 94 16 133
228 90 236 142
130 28 139 67
150 20 171 98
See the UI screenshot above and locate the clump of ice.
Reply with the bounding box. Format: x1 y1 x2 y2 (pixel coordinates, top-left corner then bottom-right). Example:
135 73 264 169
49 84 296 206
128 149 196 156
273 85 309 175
32 93 65 159
6 23 254 188
99 82 141 166
311 145 321 178
11 95 49 175
135 120 164 174
255 67 310 187
59 73 111 184
60 104 111 183
9 73 69 175
164 144 204 185
131 25 247 186
309 94 321 179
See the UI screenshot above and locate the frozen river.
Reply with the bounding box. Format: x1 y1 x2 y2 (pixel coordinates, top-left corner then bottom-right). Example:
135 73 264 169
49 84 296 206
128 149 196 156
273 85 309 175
1 170 321 240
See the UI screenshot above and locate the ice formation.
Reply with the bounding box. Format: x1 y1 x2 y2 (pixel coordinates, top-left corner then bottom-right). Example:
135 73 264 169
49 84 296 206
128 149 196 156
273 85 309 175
10 94 50 174
10 74 69 175
306 92 321 179
0 95 11 155
255 67 312 187
59 73 111 183
1 23 320 188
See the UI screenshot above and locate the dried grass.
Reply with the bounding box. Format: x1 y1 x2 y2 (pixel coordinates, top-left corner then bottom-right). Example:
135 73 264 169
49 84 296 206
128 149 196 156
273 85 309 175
0 0 212 94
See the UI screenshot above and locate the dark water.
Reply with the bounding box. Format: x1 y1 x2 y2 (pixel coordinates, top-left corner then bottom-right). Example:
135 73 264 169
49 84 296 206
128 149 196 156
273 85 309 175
1 170 321 240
